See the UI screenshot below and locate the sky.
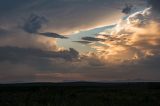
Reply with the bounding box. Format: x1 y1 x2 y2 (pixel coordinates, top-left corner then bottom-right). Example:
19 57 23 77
0 0 160 83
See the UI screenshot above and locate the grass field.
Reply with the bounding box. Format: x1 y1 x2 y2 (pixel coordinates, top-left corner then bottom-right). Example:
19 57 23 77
0 82 160 106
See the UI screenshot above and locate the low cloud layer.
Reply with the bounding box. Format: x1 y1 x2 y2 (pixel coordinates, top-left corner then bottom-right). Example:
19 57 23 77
0 46 79 62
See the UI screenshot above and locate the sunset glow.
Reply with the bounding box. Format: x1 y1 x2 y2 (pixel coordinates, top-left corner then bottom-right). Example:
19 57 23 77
0 0 160 82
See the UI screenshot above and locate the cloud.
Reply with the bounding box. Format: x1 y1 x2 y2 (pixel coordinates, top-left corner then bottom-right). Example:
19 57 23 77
1 46 160 82
25 54 160 82
82 37 105 42
0 21 60 51
127 8 152 27
91 8 160 64
0 31 58 51
122 4 133 14
0 46 79 63
72 41 92 44
0 0 147 34
21 14 68 40
22 14 47 33
0 46 80 82
1 0 160 82
38 32 68 39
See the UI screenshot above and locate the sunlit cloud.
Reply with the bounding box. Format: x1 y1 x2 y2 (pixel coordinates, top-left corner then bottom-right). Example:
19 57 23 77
90 8 160 64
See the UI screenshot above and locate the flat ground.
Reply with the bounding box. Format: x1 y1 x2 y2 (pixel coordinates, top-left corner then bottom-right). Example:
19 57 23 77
0 82 160 106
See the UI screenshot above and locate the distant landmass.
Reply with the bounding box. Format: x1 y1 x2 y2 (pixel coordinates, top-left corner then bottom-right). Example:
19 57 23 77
0 82 160 106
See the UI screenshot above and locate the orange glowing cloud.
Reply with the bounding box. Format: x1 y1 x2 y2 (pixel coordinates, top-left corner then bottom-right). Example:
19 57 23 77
90 8 160 64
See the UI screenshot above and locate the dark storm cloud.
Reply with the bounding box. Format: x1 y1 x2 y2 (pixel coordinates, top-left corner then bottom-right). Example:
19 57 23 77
0 46 79 62
22 14 68 39
72 41 92 44
22 14 47 33
122 4 133 14
38 32 68 39
82 37 105 42
0 0 147 34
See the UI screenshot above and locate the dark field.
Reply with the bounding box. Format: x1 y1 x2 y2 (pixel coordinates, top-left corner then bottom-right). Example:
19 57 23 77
0 82 160 106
